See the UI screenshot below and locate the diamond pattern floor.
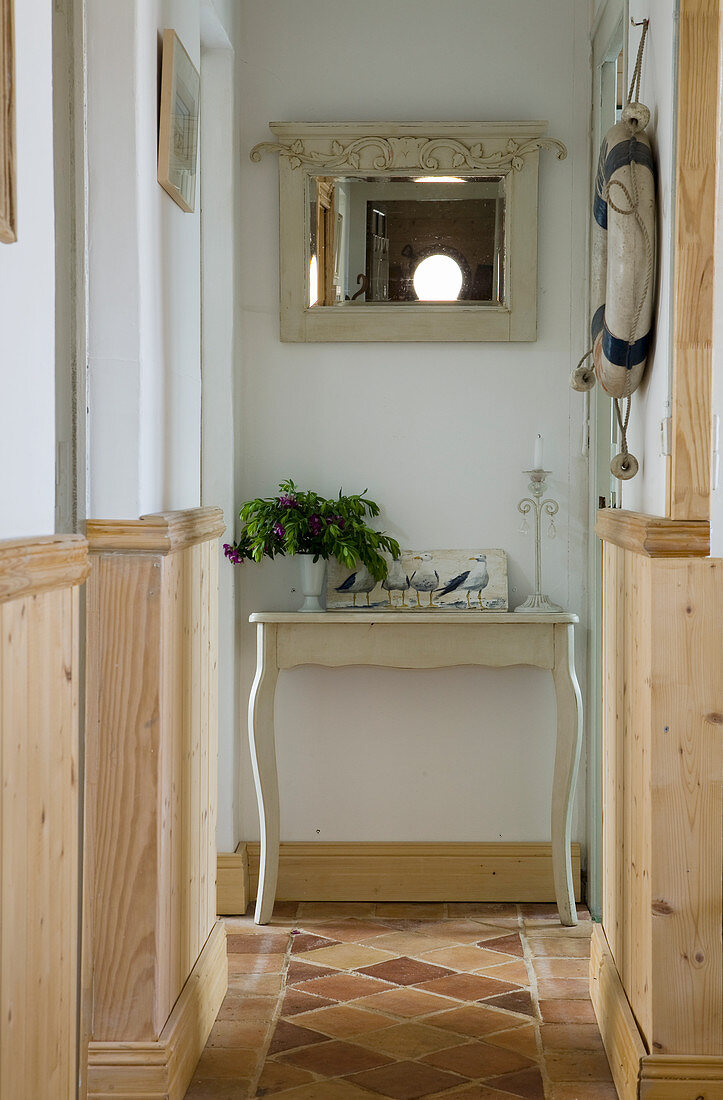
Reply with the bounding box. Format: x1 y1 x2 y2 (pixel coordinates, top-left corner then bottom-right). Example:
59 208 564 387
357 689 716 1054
184 903 617 1100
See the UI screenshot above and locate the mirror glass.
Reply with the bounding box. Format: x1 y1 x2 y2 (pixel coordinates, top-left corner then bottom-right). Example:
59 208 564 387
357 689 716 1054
308 175 506 308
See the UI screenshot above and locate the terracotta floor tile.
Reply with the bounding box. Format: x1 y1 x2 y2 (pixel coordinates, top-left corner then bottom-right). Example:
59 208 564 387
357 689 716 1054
299 919 392 942
206 1018 270 1048
549 1083 618 1099
487 1066 545 1098
289 933 339 954
544 1051 613 1082
374 903 448 919
419 973 521 1001
424 945 514 971
533 958 589 980
522 918 592 935
426 1087 525 1099
423 1039 536 1079
431 1004 529 1039
267 1019 330 1055
296 902 377 920
346 1058 467 1099
356 1021 468 1059
278 1038 393 1076
528 937 590 958
483 991 536 1018
422 920 513 945
294 1003 394 1037
536 978 590 1000
540 1024 605 1051
280 988 337 1016
478 934 525 958
358 956 457 986
286 960 338 984
353 986 460 1017
447 903 518 920
519 904 567 920
297 943 397 970
253 1059 316 1095
228 971 284 996
216 992 277 1022
193 1048 260 1079
262 1081 379 1099
538 999 597 1024
370 931 457 955
293 971 395 1001
226 933 289 954
484 1025 539 1059
184 1079 252 1099
228 953 285 975
476 961 530 986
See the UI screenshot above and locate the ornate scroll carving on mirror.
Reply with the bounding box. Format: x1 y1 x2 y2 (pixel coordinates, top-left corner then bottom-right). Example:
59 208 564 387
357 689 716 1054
251 122 567 343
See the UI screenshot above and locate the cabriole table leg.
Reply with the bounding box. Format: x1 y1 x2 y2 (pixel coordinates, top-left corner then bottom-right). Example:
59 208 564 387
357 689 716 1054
248 623 280 924
551 621 583 925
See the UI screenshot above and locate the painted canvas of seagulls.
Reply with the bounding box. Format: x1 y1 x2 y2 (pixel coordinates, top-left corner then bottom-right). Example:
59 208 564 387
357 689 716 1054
327 549 508 611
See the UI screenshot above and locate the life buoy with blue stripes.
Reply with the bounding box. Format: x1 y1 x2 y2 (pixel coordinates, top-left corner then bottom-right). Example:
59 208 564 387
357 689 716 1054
571 102 656 481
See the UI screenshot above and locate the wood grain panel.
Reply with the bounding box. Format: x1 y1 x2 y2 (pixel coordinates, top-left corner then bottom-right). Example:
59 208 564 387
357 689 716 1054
86 510 224 1064
670 0 721 520
0 537 87 1098
244 842 581 903
595 510 709 557
0 0 16 244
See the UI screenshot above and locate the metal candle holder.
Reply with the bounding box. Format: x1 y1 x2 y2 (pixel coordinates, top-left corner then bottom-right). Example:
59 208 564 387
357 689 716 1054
515 469 562 613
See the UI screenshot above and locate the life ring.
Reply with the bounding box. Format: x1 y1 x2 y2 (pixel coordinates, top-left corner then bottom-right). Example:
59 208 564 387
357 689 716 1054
571 101 656 480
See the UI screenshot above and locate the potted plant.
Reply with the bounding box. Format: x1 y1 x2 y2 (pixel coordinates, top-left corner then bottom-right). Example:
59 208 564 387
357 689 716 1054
223 479 401 611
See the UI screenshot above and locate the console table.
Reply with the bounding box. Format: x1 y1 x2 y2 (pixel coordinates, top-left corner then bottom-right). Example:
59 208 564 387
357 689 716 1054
248 611 582 926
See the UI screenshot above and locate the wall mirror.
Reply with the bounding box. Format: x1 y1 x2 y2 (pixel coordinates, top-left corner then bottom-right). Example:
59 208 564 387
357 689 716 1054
251 122 567 342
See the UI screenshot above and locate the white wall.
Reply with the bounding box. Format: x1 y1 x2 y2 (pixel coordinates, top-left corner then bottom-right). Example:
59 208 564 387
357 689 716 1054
0 0 56 539
620 1 677 516
227 0 591 853
86 0 204 519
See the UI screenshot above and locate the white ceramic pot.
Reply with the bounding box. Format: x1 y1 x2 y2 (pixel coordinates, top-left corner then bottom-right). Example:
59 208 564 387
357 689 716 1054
297 554 326 612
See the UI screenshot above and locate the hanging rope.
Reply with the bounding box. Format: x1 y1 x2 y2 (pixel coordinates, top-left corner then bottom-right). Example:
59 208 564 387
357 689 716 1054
627 19 650 106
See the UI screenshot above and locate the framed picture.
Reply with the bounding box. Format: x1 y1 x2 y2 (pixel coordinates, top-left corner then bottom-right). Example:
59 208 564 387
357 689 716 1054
157 29 199 213
327 549 509 611
0 0 16 243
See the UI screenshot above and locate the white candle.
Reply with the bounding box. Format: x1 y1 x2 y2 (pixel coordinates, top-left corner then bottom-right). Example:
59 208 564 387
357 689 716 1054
533 434 544 469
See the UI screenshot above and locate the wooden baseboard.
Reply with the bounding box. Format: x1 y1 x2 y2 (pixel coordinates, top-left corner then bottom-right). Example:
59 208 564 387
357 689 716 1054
590 924 646 1100
87 920 227 1100
639 1055 723 1098
217 842 581 912
217 844 249 915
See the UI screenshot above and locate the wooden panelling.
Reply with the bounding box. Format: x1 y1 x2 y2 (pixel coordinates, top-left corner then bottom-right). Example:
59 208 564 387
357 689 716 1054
669 0 721 520
0 535 88 1098
85 511 225 1064
87 920 227 1100
0 0 16 244
241 842 581 905
599 545 723 1058
594 510 710 557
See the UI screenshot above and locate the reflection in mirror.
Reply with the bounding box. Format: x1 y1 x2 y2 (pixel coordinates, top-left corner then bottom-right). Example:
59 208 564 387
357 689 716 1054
308 175 506 308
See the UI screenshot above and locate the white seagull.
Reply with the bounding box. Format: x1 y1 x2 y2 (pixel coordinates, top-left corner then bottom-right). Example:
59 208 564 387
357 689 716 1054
409 553 440 607
382 558 410 607
439 554 489 608
335 562 377 607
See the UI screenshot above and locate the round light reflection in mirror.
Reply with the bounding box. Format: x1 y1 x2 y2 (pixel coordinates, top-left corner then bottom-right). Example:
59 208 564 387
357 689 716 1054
413 254 463 301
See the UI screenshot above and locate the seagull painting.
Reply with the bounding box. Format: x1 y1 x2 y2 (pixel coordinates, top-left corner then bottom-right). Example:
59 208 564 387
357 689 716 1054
439 554 489 608
335 562 376 607
382 558 410 607
409 553 440 607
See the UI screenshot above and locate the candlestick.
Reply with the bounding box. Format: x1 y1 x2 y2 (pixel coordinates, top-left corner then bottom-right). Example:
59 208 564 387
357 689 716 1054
515 468 563 613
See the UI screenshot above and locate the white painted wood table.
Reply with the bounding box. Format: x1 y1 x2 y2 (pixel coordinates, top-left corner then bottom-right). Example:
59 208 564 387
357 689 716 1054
248 611 582 926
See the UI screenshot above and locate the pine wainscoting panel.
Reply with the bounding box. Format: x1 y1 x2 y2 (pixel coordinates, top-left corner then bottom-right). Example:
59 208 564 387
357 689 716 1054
0 535 89 1100
217 842 581 911
85 508 227 1100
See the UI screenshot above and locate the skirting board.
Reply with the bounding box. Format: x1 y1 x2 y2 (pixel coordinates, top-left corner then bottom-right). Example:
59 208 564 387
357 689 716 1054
590 925 723 1099
87 919 227 1100
217 844 249 915
217 842 581 912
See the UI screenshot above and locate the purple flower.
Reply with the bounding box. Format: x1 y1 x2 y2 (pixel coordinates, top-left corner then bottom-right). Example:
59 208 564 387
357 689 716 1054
309 514 323 536
277 494 298 509
273 521 285 539
326 515 346 530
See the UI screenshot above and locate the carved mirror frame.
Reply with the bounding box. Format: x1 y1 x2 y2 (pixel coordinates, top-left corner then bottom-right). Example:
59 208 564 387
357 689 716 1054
251 121 566 343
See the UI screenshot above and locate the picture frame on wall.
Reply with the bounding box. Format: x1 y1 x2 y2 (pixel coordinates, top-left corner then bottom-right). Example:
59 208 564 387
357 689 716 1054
157 28 200 213
0 0 17 243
